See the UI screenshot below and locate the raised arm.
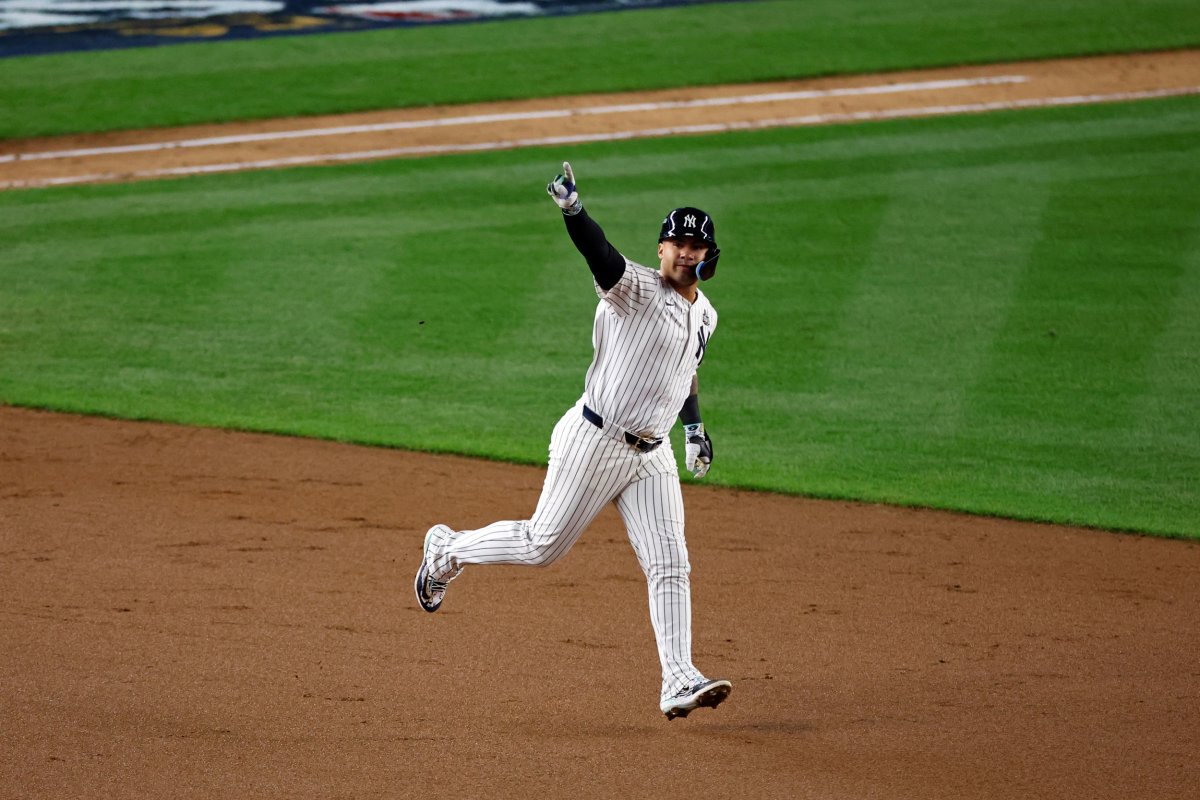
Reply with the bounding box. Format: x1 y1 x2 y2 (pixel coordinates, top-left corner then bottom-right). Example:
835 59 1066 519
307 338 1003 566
547 162 626 291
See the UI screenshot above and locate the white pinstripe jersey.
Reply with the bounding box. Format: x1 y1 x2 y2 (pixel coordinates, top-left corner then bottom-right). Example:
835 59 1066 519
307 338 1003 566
583 257 717 439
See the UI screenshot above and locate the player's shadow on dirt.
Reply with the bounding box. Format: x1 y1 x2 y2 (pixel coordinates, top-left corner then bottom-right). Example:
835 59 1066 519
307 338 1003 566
687 720 814 736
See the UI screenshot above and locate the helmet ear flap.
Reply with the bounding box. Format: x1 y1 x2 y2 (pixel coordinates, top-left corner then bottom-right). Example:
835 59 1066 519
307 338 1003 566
697 247 720 281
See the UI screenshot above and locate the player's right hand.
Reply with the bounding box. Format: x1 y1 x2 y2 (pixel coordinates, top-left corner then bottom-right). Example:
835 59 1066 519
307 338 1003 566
546 161 582 215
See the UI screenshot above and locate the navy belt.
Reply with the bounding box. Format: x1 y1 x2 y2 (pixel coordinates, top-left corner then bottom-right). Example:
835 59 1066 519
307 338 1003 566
582 405 663 453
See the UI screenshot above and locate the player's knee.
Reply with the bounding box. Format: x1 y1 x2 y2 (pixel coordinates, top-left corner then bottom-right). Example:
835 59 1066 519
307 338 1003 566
526 537 565 567
637 543 690 580
643 562 690 585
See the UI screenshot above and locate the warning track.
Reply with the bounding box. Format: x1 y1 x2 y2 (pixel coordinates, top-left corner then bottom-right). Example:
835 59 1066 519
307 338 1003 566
1 48 1198 190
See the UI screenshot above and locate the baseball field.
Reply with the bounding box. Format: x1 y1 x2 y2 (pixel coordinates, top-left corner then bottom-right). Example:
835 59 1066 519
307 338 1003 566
2 1 1199 797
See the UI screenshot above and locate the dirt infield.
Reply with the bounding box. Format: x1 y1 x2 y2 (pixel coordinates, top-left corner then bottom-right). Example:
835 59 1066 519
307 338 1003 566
3 50 1200 798
2 405 1198 799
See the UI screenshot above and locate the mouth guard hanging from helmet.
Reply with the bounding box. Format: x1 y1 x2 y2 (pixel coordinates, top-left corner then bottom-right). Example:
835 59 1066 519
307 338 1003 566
659 207 721 281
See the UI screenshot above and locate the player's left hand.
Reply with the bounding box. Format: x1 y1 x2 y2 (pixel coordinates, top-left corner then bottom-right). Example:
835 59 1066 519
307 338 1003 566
546 161 582 216
684 423 713 478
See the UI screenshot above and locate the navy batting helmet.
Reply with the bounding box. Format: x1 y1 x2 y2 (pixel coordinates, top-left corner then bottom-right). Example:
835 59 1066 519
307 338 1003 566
659 207 720 280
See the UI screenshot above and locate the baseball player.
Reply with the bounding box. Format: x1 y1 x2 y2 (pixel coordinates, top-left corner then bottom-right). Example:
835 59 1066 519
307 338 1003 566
415 162 730 721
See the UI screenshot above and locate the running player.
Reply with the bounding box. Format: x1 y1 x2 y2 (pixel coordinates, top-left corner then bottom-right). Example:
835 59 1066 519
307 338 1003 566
415 162 731 721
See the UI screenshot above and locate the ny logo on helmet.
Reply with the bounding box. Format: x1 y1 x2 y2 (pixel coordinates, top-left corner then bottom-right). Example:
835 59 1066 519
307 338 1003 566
684 214 697 227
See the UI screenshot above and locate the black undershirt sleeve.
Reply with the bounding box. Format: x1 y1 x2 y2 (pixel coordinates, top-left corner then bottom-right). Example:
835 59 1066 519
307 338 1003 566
679 393 702 426
563 208 626 291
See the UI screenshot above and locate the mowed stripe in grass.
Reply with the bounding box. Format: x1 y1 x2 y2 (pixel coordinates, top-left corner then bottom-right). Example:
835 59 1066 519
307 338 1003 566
1 96 1197 536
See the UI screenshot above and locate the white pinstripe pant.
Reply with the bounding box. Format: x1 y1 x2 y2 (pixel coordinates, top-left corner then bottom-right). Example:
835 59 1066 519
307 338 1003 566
426 400 705 698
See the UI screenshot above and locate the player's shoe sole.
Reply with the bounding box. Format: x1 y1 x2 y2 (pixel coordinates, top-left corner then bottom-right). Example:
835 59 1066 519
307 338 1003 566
661 679 732 721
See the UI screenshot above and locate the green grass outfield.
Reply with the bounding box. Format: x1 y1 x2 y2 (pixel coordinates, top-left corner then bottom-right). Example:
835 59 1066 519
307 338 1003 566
3 96 1198 538
1 0 1199 139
